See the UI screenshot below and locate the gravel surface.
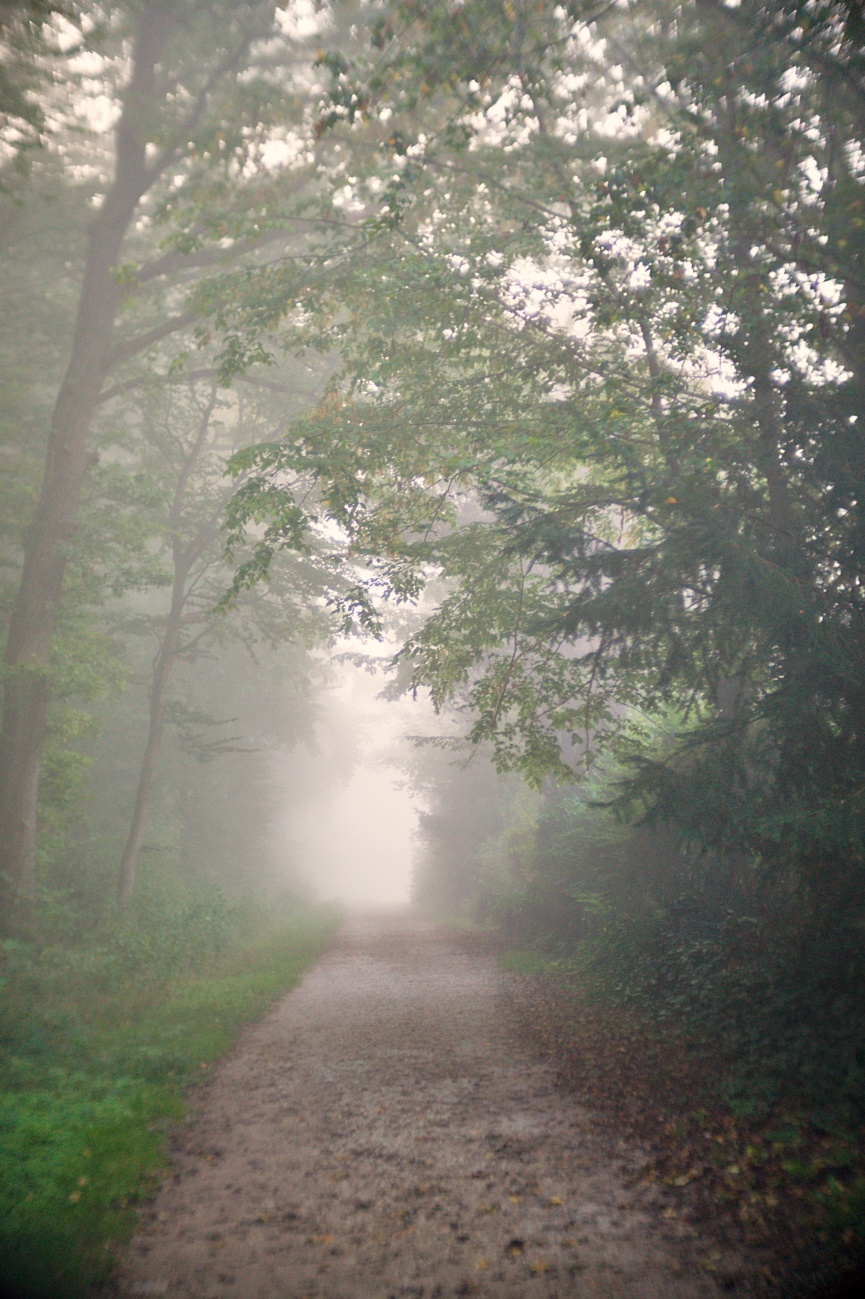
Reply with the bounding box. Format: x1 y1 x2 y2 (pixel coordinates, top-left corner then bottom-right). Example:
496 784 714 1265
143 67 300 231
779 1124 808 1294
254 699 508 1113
107 913 756 1299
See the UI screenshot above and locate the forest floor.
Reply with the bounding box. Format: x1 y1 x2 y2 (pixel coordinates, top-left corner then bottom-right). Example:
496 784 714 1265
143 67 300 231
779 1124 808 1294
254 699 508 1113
103 913 763 1299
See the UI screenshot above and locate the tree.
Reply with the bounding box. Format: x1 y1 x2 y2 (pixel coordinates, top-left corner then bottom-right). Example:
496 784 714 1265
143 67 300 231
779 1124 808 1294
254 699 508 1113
112 371 329 903
224 0 865 913
0 0 332 919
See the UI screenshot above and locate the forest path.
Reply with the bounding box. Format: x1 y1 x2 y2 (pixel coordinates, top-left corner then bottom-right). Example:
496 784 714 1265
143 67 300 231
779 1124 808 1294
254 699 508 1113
109 914 752 1299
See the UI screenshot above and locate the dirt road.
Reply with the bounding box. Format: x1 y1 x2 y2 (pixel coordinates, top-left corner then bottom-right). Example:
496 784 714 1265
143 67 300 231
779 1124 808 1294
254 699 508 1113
110 914 754 1299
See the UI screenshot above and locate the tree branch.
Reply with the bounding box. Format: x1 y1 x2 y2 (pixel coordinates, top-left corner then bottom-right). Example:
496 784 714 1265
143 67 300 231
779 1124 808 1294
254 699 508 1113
104 309 198 372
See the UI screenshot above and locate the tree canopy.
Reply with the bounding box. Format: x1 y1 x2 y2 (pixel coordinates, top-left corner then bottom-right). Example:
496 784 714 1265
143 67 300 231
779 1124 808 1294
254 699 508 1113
221 0 865 915
3 5 865 1285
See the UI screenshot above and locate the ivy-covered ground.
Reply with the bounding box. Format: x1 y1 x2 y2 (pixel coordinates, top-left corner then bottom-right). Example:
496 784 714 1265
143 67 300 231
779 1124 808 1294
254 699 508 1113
0 882 338 1299
502 948 865 1299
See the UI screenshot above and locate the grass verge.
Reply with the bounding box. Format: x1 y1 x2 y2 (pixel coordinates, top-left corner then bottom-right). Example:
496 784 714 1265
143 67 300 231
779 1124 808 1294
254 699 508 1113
0 899 339 1299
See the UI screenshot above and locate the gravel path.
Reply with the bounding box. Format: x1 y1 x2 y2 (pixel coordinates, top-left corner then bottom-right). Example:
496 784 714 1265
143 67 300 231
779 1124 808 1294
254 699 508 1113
109 913 754 1299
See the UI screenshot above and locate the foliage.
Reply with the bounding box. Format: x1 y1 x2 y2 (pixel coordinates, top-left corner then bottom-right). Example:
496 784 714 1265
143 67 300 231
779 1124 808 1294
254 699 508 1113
0 1 81 175
0 0 364 906
0 54 335 905
478 751 865 1118
220 0 865 922
0 881 338 1299
474 774 865 1290
506 963 865 1286
2 0 864 1280
411 742 537 916
418 724 865 1272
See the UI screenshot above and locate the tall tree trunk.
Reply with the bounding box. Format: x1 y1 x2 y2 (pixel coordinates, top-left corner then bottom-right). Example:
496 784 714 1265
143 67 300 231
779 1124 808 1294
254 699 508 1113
115 386 219 905
116 589 184 906
0 6 174 920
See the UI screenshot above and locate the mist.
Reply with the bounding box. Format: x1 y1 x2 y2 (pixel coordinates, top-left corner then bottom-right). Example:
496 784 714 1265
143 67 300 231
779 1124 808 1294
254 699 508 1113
268 653 435 908
2 2 864 1294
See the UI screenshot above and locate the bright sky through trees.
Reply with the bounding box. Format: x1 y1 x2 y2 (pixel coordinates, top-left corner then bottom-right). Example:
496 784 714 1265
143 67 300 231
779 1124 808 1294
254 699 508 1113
269 654 429 906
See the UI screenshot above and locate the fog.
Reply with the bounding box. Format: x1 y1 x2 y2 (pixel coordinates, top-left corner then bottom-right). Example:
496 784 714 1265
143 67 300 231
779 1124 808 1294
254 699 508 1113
268 653 435 907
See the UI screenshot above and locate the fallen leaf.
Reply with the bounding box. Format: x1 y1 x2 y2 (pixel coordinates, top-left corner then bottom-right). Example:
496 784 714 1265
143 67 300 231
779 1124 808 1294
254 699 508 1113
530 1260 549 1274
475 1255 489 1270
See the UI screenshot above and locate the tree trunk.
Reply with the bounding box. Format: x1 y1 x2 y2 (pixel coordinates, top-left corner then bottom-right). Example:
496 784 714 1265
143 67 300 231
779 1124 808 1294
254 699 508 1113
115 382 221 904
0 6 173 921
116 608 181 906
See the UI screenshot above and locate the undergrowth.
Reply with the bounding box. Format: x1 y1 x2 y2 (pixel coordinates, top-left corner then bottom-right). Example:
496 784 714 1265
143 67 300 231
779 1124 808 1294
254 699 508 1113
500 931 865 1293
487 791 865 1291
0 879 339 1299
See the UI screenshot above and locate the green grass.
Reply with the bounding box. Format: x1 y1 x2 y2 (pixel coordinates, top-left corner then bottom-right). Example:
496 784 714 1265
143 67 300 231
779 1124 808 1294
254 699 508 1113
0 898 339 1299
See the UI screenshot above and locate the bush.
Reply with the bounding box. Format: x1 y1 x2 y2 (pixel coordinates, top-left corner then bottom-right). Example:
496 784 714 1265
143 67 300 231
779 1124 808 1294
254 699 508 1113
492 789 865 1124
